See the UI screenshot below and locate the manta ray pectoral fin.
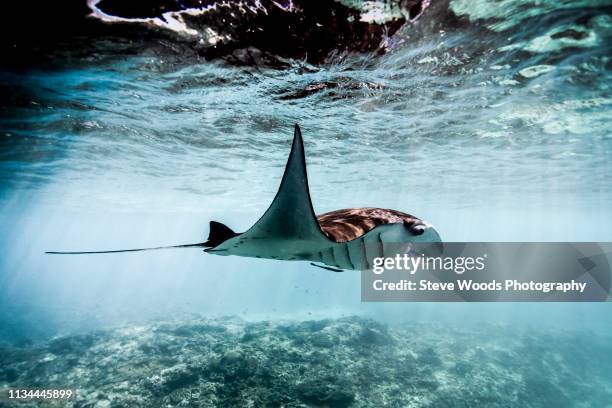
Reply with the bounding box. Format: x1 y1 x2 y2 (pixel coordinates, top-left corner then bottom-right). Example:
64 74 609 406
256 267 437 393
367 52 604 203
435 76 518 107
215 125 331 254
310 262 344 272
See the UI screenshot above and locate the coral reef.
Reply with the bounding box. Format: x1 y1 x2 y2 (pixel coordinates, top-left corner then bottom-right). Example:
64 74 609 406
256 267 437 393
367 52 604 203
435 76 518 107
1 317 610 407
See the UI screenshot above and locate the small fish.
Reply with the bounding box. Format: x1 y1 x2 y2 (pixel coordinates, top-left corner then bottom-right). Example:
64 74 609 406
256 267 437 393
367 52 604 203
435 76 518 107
48 125 442 271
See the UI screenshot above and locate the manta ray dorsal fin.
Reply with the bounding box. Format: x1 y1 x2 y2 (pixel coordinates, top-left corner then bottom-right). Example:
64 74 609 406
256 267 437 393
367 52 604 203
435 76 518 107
241 124 330 243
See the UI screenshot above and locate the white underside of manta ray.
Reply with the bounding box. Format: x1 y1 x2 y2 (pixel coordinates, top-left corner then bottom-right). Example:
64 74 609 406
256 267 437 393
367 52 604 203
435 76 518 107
48 125 442 271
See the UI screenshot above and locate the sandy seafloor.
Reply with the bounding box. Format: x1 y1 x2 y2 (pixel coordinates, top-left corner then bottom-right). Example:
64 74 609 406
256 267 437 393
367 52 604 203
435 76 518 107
2 316 611 407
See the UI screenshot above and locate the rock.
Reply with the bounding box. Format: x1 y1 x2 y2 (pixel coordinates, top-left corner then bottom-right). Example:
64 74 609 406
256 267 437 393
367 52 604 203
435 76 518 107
86 0 426 63
0 367 18 382
94 399 111 408
310 332 335 348
296 378 355 407
417 346 443 367
144 364 199 395
47 334 96 355
3 0 431 67
358 326 394 346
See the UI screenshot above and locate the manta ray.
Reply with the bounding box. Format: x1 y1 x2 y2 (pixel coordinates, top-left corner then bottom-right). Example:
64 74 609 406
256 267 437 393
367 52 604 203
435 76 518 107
48 125 441 271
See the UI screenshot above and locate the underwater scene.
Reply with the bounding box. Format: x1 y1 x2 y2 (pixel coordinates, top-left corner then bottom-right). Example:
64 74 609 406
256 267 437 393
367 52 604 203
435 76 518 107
1 0 611 406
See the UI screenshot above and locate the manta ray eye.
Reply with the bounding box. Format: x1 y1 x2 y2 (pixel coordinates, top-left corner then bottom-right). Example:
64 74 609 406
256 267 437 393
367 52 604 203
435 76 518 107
408 222 426 236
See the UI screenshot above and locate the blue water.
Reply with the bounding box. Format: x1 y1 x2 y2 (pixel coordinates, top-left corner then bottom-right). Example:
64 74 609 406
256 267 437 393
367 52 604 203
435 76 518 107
1 0 611 346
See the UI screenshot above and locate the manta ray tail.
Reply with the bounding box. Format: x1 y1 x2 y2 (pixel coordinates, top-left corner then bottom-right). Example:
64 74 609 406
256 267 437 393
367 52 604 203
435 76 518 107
46 220 238 254
45 243 205 255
